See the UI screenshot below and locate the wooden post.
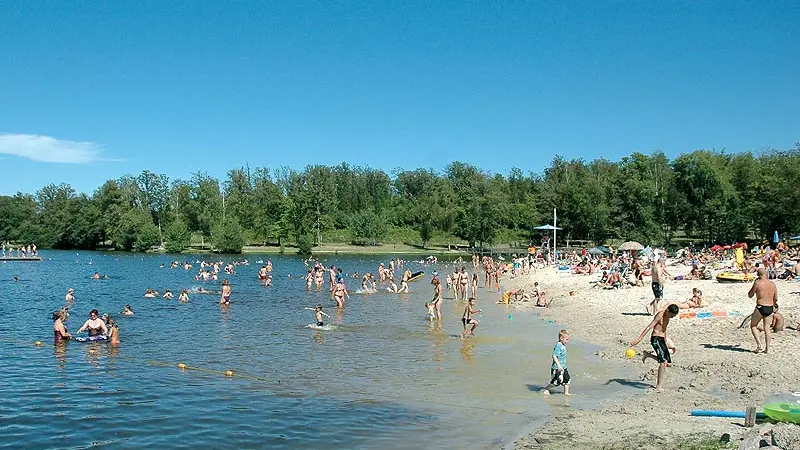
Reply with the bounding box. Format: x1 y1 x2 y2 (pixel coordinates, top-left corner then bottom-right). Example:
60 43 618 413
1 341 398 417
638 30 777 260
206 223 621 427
744 406 756 427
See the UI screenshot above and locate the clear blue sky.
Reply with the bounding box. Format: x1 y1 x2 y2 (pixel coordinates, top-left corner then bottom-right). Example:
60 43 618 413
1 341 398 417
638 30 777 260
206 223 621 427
1 1 797 195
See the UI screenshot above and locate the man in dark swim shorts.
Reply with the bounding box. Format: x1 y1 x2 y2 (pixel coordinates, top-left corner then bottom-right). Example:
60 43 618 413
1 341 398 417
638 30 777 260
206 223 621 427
632 304 679 390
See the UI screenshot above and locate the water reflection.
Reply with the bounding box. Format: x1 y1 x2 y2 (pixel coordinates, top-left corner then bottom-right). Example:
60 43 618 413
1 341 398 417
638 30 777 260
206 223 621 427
53 343 67 369
313 331 324 345
460 339 475 363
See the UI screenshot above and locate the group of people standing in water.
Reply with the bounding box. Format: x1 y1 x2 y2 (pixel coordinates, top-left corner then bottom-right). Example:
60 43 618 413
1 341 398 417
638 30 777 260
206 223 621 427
48 254 511 347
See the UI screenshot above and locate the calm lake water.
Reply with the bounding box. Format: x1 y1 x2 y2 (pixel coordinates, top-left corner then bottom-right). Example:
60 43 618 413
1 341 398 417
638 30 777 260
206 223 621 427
0 251 636 449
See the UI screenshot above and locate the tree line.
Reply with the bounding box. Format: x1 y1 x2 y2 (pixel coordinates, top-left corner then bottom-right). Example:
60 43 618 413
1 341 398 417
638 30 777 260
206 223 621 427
1 145 798 254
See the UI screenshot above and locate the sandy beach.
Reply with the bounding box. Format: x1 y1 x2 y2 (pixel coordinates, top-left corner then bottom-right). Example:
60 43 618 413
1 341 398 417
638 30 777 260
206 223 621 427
501 263 800 449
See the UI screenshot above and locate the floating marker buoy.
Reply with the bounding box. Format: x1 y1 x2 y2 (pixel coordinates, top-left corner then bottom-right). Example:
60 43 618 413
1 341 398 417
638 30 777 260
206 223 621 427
34 341 42 347
177 363 186 369
224 370 234 377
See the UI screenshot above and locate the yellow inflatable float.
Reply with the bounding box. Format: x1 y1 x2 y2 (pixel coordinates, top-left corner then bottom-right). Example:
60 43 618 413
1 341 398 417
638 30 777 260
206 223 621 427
716 272 755 283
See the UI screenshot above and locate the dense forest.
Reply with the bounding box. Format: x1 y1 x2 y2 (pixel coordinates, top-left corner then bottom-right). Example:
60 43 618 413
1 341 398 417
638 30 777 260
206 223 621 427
1 146 798 254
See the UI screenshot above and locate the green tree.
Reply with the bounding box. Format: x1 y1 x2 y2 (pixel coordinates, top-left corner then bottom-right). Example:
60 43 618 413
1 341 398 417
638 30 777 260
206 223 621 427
134 221 161 252
213 216 245 253
164 219 191 253
350 210 387 245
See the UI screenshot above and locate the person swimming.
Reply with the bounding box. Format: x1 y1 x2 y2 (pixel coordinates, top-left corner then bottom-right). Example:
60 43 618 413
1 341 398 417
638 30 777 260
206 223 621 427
122 305 134 316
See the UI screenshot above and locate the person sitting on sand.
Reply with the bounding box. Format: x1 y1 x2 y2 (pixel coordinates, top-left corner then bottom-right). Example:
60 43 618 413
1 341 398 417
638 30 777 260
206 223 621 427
534 282 550 307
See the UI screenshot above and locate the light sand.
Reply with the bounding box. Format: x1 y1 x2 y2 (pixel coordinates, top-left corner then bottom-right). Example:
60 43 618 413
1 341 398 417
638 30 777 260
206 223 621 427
502 264 800 449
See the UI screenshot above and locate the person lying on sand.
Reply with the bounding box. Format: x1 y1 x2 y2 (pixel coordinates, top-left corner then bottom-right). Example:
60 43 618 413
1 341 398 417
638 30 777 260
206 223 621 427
667 288 704 310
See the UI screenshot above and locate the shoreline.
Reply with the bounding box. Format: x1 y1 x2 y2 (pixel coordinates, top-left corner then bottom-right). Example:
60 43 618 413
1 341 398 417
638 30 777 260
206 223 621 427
498 265 800 449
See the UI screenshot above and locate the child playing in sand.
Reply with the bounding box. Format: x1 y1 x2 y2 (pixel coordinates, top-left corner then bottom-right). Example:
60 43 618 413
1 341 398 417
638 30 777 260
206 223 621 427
544 329 571 396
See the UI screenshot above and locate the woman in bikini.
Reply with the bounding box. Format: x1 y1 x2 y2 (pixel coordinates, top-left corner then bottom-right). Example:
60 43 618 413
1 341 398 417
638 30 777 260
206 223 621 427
219 279 231 305
333 279 349 308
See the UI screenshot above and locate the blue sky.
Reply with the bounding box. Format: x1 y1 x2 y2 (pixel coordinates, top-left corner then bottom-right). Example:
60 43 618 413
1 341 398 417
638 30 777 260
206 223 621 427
1 1 798 195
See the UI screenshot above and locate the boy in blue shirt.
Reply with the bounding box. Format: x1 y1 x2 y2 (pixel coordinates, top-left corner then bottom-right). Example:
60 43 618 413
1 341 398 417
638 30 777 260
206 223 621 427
544 329 571 396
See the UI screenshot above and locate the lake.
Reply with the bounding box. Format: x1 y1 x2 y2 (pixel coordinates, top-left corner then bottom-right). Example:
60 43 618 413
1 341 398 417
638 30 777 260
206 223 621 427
0 251 635 449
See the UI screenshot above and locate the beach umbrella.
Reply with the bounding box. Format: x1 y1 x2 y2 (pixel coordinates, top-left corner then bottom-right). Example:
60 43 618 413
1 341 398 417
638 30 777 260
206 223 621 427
710 245 722 251
619 241 644 251
532 224 561 231
587 247 606 256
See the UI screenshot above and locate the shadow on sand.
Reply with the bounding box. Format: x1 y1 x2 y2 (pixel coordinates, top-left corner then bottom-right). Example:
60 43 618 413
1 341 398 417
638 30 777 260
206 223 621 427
525 384 547 393
603 378 651 389
701 343 752 353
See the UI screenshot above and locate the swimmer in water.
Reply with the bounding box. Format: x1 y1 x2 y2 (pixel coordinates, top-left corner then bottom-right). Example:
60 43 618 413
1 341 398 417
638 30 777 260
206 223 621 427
305 304 329 327
122 305 134 316
13 276 19 282
163 289 174 300
144 289 156 298
220 279 231 305
77 309 108 337
92 272 100 279
107 317 120 346
179 289 190 303
65 288 75 303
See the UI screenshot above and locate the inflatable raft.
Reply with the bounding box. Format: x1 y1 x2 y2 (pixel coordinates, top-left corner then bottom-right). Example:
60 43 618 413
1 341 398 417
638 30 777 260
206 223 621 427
408 271 425 282
763 392 800 424
716 272 755 283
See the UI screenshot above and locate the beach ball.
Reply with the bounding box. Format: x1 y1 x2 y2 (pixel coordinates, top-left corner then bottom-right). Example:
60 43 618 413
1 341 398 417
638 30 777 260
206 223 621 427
625 348 636 359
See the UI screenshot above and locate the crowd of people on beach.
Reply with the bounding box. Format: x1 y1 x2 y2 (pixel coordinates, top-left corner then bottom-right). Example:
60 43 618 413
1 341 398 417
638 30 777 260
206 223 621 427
36 238 800 399
1 242 37 258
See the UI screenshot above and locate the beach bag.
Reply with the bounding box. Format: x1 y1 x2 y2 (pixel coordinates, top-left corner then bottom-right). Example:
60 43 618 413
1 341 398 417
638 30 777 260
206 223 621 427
703 269 713 280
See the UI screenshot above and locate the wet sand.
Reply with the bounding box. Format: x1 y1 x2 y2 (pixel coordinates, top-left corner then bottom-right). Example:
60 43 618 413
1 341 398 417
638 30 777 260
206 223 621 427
501 263 800 449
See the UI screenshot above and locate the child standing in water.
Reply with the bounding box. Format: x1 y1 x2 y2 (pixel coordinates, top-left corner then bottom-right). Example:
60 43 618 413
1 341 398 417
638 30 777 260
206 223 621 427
424 302 436 321
306 304 329 327
107 317 120 346
543 329 571 396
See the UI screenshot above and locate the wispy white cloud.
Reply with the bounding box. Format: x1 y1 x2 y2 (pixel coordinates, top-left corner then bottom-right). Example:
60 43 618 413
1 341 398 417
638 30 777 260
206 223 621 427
0 133 105 164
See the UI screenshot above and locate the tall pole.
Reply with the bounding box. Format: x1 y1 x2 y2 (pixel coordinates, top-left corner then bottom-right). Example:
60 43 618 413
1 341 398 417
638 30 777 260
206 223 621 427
553 208 557 265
